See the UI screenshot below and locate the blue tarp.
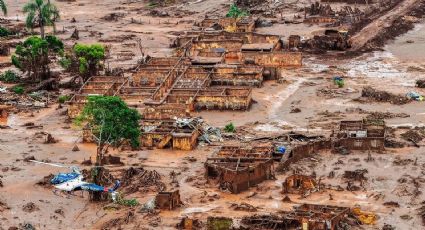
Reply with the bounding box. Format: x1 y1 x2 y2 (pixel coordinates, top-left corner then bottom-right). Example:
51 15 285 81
81 183 106 192
276 146 286 154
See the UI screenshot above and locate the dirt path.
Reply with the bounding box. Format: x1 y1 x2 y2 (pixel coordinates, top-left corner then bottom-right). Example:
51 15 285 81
350 0 419 50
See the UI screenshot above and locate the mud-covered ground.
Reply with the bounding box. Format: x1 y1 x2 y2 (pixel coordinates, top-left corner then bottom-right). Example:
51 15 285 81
1 0 425 229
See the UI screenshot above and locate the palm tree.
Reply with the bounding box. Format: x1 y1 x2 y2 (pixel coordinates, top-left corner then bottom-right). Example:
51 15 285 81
0 0 7 15
23 0 59 38
48 4 60 34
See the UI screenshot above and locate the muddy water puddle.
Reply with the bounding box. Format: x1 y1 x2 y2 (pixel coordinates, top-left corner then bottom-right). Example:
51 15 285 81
386 22 425 63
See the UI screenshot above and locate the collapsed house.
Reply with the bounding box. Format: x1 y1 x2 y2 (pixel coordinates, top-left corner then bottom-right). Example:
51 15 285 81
205 157 274 193
214 145 274 159
140 119 200 151
68 16 304 153
241 204 350 230
197 17 256 33
279 140 331 169
333 119 386 151
68 15 303 119
343 169 368 191
282 174 319 197
155 190 183 210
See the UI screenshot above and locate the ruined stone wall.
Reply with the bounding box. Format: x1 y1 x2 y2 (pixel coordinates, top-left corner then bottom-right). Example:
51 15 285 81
304 16 337 24
335 137 385 151
212 67 263 87
226 160 273 193
132 71 166 87
242 52 303 67
191 40 243 54
172 131 199 151
141 133 164 148
195 89 252 110
280 140 332 169
155 191 182 210
142 105 189 120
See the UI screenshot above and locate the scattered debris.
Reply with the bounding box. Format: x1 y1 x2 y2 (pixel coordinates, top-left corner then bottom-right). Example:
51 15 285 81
230 202 258 212
22 202 40 213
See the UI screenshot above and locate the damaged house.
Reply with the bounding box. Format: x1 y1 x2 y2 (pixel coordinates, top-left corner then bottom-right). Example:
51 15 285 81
205 157 274 193
155 190 183 210
282 174 319 197
68 15 303 119
333 119 386 151
241 204 350 230
140 119 200 151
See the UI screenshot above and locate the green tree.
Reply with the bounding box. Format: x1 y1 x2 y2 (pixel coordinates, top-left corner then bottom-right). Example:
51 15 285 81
23 0 60 38
75 96 141 165
11 35 64 81
0 0 7 15
61 44 105 81
226 4 248 18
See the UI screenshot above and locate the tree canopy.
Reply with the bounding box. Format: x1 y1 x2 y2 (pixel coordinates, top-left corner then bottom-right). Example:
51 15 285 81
61 44 105 81
75 96 141 165
11 35 63 81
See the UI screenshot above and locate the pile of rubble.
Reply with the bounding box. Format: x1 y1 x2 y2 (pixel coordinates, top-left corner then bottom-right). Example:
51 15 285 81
120 167 165 195
360 87 410 105
401 129 424 144
365 111 410 120
100 211 135 230
416 79 425 88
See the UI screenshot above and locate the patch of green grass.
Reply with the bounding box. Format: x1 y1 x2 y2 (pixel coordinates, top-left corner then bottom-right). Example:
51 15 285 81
12 85 25 94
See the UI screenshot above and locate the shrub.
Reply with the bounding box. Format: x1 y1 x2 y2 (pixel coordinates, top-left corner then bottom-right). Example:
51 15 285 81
0 70 20 83
224 122 236 133
0 26 12 37
59 57 72 69
58 95 71 104
226 4 248 18
12 85 24 94
113 193 139 207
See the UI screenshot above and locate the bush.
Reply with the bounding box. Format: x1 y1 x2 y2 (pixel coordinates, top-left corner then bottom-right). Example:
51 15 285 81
226 4 248 18
59 57 72 70
58 95 71 104
335 79 344 88
0 70 20 83
224 122 236 133
114 193 139 207
12 85 25 94
0 27 12 37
